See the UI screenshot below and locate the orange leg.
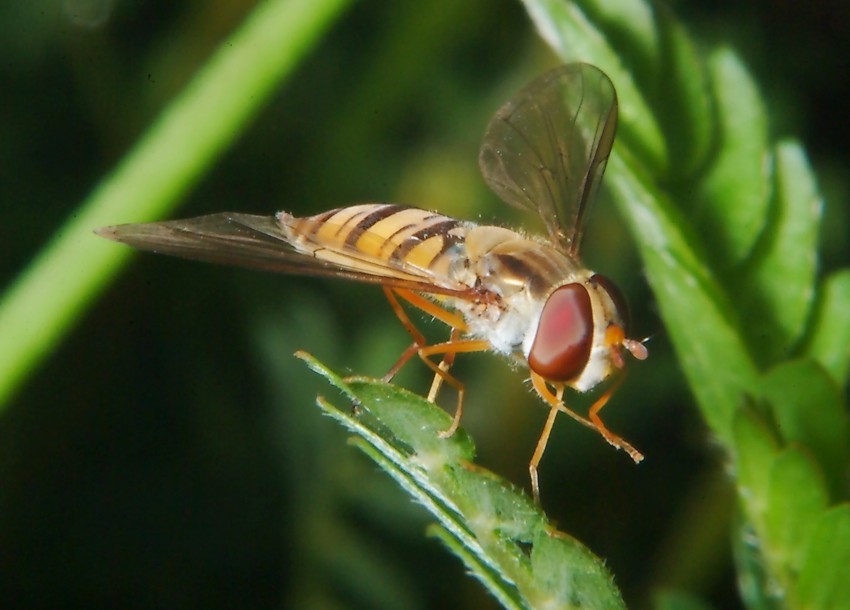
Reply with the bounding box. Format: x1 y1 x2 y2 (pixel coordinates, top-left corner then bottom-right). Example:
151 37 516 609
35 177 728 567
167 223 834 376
382 342 419 383
427 327 462 402
529 371 643 496
381 287 429 382
531 372 598 431
392 290 474 407
417 338 491 437
382 287 471 382
381 288 491 438
587 374 644 463
529 401 560 504
393 288 468 331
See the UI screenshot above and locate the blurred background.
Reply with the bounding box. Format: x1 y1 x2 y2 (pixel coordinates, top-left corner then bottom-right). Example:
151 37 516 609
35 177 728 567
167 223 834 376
1 1 848 609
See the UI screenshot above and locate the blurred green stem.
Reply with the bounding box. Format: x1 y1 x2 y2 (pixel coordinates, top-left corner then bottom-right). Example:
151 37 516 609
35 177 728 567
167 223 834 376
0 0 351 409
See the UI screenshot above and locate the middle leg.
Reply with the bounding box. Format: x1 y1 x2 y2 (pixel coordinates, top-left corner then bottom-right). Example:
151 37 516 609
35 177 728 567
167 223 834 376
382 288 491 437
417 338 492 437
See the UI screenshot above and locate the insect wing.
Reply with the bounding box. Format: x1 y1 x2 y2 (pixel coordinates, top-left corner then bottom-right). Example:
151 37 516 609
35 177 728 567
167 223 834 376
96 213 473 297
478 63 618 257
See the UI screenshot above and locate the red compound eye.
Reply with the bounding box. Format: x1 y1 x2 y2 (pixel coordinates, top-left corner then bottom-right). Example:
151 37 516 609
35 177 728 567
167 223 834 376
528 283 594 382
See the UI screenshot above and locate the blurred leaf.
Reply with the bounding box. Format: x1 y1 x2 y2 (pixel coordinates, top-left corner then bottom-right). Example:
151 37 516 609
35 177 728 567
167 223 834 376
760 360 849 499
607 154 758 444
577 0 661 72
520 0 667 171
804 268 850 385
655 12 714 179
300 353 628 610
519 6 844 610
797 505 850 610
734 369 846 608
741 141 823 364
763 448 829 595
696 48 771 268
318 520 427 610
733 407 780 524
731 513 784 610
0 0 352 408
654 589 717 610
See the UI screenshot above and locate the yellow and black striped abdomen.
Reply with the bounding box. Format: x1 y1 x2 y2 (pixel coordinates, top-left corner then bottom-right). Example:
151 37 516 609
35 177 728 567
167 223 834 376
279 204 471 282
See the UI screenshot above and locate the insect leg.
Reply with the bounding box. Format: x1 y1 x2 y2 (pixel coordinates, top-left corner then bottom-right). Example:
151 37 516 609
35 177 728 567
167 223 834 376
587 373 644 463
531 371 644 463
393 288 468 331
418 339 492 438
383 287 487 438
382 287 429 382
385 287 471 396
529 402 560 504
528 373 582 501
531 372 597 431
391 288 470 400
424 327 461 401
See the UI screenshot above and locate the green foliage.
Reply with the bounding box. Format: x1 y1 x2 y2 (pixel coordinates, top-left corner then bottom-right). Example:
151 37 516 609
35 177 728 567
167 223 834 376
521 1 850 609
655 589 717 610
805 269 850 383
1 0 847 608
0 0 352 407
796 506 850 610
296 1 846 607
696 48 771 268
301 353 626 610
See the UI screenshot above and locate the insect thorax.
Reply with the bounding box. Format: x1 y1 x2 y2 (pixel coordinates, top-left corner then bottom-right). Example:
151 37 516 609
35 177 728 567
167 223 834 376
450 225 585 357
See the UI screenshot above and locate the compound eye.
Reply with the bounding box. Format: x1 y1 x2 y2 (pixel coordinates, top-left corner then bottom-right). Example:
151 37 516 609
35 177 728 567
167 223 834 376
590 273 630 333
528 283 593 382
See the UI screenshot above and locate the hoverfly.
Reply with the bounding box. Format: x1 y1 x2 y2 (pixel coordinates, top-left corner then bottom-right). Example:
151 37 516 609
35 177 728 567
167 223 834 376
97 63 649 501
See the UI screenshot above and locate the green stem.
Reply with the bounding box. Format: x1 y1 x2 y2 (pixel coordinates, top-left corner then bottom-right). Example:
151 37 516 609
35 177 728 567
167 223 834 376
0 0 351 409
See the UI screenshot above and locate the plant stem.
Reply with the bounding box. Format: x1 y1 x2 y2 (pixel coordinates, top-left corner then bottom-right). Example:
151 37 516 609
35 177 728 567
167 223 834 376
0 0 351 409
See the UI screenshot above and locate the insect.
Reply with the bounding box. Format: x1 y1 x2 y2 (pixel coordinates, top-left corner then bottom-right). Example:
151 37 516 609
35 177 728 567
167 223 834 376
97 63 648 501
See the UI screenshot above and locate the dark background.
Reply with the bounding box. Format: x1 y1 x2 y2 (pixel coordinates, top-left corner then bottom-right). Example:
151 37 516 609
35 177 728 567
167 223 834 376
1 1 847 609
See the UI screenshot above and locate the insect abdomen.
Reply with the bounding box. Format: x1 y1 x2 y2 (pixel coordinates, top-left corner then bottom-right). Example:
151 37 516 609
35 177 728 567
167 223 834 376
280 204 469 276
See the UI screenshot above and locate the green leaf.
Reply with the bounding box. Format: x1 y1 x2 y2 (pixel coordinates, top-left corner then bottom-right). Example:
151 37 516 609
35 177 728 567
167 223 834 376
732 411 788 610
440 465 543 588
577 0 661 72
733 407 780 524
760 360 849 499
608 154 759 444
518 8 842 610
763 448 829 593
527 527 627 610
696 47 772 268
804 268 850 385
443 463 543 543
429 525 527 610
300 353 628 610
655 12 714 179
797 505 850 610
654 589 717 610
520 0 667 171
731 511 785 610
344 378 477 467
740 141 823 364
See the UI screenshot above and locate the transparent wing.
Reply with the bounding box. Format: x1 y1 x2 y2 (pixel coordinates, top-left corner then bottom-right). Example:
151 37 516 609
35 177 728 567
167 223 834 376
96 213 475 297
478 63 618 258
